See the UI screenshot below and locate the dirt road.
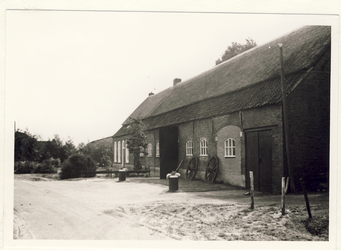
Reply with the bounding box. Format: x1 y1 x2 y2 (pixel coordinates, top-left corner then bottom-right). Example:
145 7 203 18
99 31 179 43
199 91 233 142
14 174 328 241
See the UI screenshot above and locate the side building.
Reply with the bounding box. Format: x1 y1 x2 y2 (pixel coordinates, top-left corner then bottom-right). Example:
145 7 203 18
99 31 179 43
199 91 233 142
112 26 331 194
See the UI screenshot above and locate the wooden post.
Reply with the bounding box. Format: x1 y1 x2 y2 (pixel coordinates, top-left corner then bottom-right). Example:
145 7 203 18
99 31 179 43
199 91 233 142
300 178 312 218
285 177 289 194
279 44 295 193
250 171 254 209
281 177 286 215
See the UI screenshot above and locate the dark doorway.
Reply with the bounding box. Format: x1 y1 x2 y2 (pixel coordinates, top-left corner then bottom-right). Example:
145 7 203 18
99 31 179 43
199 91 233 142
245 130 272 193
159 126 179 179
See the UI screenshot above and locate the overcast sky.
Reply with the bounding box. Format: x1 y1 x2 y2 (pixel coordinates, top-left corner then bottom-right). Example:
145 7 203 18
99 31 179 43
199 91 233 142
5 11 332 146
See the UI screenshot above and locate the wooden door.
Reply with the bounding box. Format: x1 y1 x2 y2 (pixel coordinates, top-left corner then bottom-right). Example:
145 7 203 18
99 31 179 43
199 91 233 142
258 130 272 193
245 130 272 193
159 126 179 179
245 132 259 190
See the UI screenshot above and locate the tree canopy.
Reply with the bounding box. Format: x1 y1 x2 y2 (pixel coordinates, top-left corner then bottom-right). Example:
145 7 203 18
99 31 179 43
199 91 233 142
125 118 148 170
215 38 257 65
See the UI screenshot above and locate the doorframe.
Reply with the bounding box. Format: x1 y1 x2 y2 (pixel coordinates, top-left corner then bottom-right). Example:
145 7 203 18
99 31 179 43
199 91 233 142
245 127 275 192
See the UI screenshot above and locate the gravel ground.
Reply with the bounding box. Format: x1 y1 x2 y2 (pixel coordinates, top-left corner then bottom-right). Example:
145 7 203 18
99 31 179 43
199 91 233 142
13 174 329 241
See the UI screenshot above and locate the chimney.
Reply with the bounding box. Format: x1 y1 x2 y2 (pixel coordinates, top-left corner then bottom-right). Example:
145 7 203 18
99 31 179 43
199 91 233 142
173 78 181 86
148 92 154 97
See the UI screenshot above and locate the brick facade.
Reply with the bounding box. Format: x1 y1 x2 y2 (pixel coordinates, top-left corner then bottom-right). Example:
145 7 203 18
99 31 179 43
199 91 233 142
110 27 330 194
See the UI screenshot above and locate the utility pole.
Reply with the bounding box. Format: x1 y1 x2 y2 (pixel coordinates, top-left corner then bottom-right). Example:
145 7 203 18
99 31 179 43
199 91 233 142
279 43 295 193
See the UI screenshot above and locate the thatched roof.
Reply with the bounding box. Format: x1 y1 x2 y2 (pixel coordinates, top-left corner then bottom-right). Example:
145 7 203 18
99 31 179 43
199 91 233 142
117 25 330 134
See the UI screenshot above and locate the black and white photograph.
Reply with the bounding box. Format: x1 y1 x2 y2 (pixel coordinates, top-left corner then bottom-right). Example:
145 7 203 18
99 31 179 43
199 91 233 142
1 1 340 249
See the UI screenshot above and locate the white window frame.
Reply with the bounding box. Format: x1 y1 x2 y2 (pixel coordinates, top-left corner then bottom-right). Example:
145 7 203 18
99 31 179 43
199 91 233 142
200 139 208 156
122 140 125 163
147 143 152 157
125 143 129 163
186 140 193 156
114 141 117 162
156 143 160 157
224 138 236 157
118 141 121 163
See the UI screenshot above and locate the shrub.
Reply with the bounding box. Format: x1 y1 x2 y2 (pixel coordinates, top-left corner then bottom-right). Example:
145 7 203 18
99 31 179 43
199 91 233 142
303 215 329 236
14 161 36 174
32 158 59 174
59 154 96 179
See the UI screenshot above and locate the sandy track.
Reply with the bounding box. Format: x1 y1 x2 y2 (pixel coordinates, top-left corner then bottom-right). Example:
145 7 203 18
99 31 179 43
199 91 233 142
14 176 228 240
14 175 328 241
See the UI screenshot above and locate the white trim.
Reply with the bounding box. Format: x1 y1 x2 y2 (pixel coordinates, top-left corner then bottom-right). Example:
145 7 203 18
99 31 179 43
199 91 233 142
156 142 160 157
114 141 117 162
224 138 236 157
118 141 121 163
125 144 129 163
186 140 193 156
200 139 208 156
147 143 152 157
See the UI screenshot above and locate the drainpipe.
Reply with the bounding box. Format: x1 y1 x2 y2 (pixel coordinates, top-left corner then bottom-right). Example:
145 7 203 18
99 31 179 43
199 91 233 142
279 43 295 193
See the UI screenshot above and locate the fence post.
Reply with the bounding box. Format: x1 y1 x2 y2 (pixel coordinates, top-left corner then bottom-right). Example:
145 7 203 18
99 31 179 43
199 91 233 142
300 178 312 218
250 171 254 209
281 177 286 215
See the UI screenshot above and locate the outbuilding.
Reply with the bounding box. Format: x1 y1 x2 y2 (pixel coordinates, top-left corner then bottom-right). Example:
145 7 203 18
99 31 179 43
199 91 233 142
112 26 330 194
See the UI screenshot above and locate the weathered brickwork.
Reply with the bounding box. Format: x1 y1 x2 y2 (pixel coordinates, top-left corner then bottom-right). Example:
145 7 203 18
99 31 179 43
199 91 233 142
216 125 243 186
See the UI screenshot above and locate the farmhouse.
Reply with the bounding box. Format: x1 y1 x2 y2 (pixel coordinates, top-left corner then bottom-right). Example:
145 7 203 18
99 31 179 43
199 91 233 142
111 26 330 194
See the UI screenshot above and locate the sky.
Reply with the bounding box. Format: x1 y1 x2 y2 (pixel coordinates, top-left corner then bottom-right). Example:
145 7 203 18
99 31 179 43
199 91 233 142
5 11 334 146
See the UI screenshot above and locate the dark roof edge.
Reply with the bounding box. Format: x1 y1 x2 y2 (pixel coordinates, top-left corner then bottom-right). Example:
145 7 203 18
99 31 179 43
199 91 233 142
145 69 309 121
89 135 114 144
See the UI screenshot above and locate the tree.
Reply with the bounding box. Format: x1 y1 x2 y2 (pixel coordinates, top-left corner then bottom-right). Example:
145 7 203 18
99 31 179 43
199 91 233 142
125 118 148 170
215 38 257 65
85 143 114 168
63 137 77 160
15 129 40 162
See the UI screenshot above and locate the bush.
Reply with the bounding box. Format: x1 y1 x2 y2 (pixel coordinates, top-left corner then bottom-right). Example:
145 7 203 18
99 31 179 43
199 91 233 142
304 215 329 236
14 161 36 174
32 158 59 174
59 154 96 179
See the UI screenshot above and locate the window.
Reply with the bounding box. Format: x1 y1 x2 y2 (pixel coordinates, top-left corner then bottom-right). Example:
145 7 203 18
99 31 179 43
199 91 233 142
114 141 117 162
140 146 144 157
156 143 160 157
200 139 208 156
225 138 236 157
186 140 193 156
147 143 152 157
118 141 121 163
122 140 125 163
125 144 129 163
